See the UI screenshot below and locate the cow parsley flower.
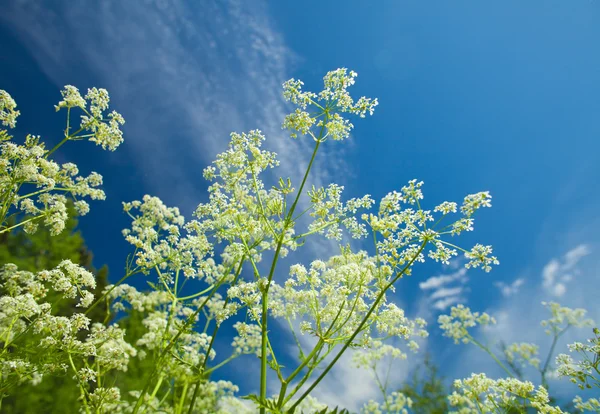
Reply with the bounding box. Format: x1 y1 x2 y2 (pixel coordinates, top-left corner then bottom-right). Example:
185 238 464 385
540 302 594 335
449 374 563 413
464 244 499 272
556 327 600 390
282 68 377 141
55 85 86 110
0 90 20 128
362 392 412 414
438 304 496 344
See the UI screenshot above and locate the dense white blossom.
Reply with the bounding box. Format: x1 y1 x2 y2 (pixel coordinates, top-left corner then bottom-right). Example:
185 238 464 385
438 304 496 344
556 327 600 390
0 90 20 128
448 373 563 413
282 68 378 141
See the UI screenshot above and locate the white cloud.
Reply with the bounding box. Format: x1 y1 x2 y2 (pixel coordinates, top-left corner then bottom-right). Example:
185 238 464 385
430 286 463 300
563 244 591 269
494 277 525 297
432 296 463 311
541 244 590 297
419 267 467 290
419 267 468 312
0 0 346 213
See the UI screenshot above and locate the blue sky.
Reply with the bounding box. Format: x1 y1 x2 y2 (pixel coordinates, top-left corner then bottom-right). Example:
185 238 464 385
2 0 600 409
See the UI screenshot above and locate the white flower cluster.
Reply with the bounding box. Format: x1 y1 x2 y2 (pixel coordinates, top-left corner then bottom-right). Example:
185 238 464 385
122 195 217 279
362 182 498 273
193 129 300 262
137 309 215 381
362 391 412 414
438 304 496 344
503 342 541 370
0 87 123 237
282 68 378 140
0 89 20 128
1 135 106 234
556 327 600 390
231 322 262 357
540 301 594 335
55 86 125 151
0 262 137 397
352 340 409 369
448 373 563 413
105 283 172 312
269 250 427 348
307 183 374 240
573 396 600 413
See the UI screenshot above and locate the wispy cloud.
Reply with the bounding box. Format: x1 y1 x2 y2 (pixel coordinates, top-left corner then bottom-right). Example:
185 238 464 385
1 0 344 212
419 265 468 311
494 277 525 297
541 244 590 297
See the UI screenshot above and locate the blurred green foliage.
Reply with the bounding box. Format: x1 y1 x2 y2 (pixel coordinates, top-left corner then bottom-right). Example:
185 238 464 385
0 208 109 414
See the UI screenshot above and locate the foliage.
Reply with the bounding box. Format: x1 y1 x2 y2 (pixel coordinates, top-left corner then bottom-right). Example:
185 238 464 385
0 205 110 413
398 354 449 414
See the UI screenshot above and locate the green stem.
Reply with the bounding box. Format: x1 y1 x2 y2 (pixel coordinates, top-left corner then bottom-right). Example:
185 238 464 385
203 355 237 376
85 271 134 315
132 272 230 414
470 337 514 377
540 326 569 389
177 285 215 301
288 241 427 411
176 382 189 414
276 339 324 408
68 352 91 414
0 214 43 234
186 259 246 414
258 138 322 413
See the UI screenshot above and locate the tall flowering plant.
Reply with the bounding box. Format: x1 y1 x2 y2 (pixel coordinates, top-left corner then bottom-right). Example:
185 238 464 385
7 69 585 414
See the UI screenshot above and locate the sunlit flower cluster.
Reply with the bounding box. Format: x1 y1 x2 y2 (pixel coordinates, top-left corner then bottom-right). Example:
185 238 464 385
282 68 378 140
270 250 427 349
438 304 496 344
0 87 122 238
448 373 563 413
362 391 412 414
307 183 374 240
55 86 125 151
556 327 600 390
540 301 594 335
503 342 541 370
0 89 20 128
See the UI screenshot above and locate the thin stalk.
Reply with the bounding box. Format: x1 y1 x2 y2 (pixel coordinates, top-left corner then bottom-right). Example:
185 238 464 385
203 355 237 376
177 285 215 301
85 271 135 315
541 327 569 388
276 339 324 408
288 242 427 411
68 352 91 414
470 337 513 377
258 138 322 413
132 270 232 414
186 259 246 414
176 382 189 414
0 214 43 234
